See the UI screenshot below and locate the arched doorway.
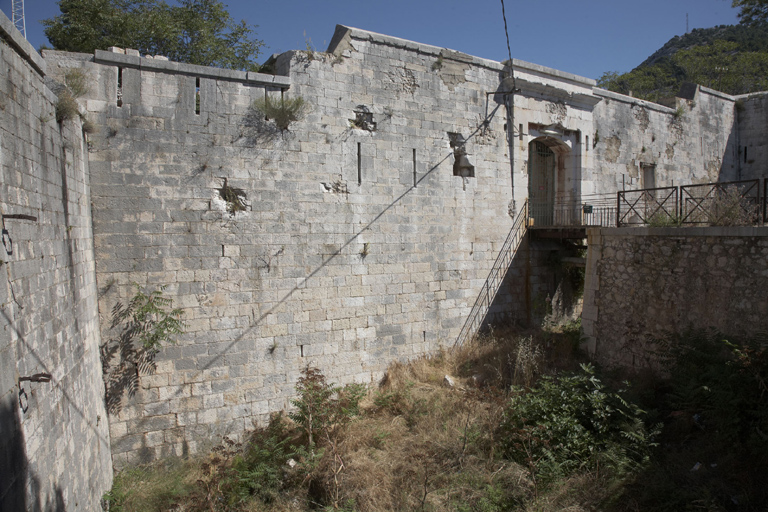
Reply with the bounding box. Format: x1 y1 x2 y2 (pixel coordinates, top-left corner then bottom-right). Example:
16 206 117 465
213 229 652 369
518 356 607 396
528 140 556 226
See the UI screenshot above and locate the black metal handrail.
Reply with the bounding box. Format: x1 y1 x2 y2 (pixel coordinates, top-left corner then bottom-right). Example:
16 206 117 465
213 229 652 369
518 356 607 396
617 186 678 227
455 200 528 347
528 201 616 228
680 179 760 226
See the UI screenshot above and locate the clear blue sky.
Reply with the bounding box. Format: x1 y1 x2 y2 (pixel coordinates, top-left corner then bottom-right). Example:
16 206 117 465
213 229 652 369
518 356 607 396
0 0 740 80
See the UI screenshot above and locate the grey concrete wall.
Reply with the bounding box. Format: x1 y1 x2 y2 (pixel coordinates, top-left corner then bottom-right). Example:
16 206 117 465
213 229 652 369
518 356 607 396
0 12 112 511
582 226 768 369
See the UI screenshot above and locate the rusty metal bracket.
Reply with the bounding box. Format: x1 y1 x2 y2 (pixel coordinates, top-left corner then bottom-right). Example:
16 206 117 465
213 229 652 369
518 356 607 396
2 229 11 255
19 372 52 383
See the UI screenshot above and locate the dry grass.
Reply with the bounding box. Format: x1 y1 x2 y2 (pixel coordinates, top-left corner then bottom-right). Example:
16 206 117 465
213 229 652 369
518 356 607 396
106 327 599 512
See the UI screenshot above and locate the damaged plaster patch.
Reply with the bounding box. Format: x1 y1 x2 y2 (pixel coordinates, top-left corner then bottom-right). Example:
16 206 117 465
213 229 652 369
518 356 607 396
386 66 419 96
217 178 249 216
666 143 675 160
706 160 721 180
604 135 622 163
546 101 567 124
349 105 376 131
436 51 469 91
322 180 348 194
632 105 650 131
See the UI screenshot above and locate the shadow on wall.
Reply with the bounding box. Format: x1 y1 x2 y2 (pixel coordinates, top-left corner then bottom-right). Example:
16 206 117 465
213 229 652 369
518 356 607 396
481 234 585 331
0 392 67 512
718 108 739 182
123 94 511 433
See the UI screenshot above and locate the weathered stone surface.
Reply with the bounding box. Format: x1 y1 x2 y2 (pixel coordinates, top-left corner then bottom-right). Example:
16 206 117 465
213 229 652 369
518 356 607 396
4 4 768 495
0 11 112 511
582 227 768 369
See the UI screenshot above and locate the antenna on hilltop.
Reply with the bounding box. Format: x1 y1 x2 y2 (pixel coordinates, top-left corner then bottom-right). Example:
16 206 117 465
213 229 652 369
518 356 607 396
12 0 26 38
686 13 689 34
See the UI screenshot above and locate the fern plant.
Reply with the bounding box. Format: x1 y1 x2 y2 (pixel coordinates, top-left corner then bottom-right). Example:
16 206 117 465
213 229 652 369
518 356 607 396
100 285 184 413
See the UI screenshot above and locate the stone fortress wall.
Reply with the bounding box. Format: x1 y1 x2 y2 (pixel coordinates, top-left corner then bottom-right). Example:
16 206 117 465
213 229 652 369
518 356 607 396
4 8 768 507
0 13 112 512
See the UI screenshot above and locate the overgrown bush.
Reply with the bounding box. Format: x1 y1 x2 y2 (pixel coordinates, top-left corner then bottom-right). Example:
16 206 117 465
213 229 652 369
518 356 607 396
615 330 768 511
251 96 307 132
657 330 768 452
222 415 295 505
290 366 366 448
500 364 659 486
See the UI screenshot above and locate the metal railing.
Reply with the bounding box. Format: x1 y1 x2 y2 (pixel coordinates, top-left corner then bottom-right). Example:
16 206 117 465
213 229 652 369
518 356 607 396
528 201 617 228
617 186 678 227
454 201 528 347
615 179 766 227
680 179 760 225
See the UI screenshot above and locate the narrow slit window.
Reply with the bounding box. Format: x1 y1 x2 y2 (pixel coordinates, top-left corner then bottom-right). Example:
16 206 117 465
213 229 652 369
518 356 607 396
195 77 201 115
117 67 123 107
412 148 417 187
300 345 304 357
586 136 589 150
518 123 523 141
357 142 362 185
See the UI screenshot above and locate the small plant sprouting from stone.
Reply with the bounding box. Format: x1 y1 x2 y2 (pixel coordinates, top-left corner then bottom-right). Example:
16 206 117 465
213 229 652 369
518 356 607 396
304 31 316 62
673 105 685 119
219 178 249 216
251 96 307 132
56 69 90 122
100 284 185 413
431 54 444 71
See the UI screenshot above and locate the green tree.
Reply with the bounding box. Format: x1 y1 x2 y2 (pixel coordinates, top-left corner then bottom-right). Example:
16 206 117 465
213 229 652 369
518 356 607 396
42 0 263 71
733 0 768 26
673 39 768 94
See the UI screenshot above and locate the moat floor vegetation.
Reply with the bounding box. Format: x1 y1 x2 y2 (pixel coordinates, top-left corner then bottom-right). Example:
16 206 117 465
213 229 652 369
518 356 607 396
103 326 768 511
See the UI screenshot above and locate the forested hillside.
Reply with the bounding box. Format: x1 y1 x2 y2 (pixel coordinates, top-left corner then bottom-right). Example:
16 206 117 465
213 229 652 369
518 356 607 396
598 24 768 102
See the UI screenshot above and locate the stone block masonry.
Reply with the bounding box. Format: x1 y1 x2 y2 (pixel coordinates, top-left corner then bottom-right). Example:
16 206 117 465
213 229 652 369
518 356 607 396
41 23 768 468
3 9 768 496
52 27 517 466
0 11 112 511
582 226 768 369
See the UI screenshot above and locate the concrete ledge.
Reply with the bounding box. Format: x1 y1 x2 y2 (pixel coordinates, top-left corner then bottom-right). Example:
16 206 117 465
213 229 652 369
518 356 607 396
330 24 505 73
0 10 46 75
95 49 141 67
592 88 676 114
734 90 768 101
587 226 768 237
93 49 286 87
511 58 596 88
699 85 736 102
